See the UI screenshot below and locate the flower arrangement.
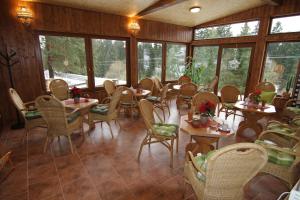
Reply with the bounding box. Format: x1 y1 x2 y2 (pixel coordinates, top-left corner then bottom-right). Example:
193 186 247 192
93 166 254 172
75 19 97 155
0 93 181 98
70 86 81 98
198 101 216 117
252 89 261 104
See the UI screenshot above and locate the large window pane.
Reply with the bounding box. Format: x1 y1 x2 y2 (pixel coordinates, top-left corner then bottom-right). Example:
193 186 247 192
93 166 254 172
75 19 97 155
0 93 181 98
193 46 219 86
219 47 252 94
194 20 259 40
166 44 187 81
92 39 127 86
263 42 300 93
39 35 87 89
138 42 162 80
270 15 300 34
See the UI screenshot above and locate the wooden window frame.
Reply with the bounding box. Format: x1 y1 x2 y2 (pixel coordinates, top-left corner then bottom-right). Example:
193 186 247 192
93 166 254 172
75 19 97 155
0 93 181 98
268 13 300 35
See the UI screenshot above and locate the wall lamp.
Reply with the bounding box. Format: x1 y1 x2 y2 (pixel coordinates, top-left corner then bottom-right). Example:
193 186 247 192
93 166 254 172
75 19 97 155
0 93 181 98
17 6 33 26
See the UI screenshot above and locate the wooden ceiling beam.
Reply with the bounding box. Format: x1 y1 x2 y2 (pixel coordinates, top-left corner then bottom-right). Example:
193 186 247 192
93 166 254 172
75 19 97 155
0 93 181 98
262 0 283 6
137 0 188 17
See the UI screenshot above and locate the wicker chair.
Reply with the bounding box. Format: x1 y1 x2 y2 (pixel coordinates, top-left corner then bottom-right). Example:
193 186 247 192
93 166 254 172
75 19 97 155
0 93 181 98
35 95 83 154
152 77 163 97
256 130 300 186
146 84 170 121
9 88 46 140
184 143 268 200
88 87 122 138
218 85 241 120
138 99 178 168
139 78 154 95
102 80 116 103
0 151 14 183
119 87 138 118
176 83 198 113
49 79 69 100
192 92 219 112
178 75 192 85
255 81 276 92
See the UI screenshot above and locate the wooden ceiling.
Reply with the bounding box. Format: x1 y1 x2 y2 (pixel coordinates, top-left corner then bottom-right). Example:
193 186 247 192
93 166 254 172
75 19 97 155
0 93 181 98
24 0 268 27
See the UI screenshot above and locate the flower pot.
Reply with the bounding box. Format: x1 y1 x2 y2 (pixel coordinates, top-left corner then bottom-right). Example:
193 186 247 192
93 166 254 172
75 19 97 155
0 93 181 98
199 114 209 125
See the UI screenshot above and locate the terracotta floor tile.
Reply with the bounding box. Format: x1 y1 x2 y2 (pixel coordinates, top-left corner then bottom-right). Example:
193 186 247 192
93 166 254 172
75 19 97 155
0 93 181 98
28 176 61 200
54 153 81 169
0 192 28 200
28 163 57 185
58 163 89 185
95 178 130 200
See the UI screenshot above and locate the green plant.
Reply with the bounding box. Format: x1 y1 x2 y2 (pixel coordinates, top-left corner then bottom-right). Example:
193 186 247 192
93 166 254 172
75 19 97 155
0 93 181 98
285 75 295 93
184 57 205 85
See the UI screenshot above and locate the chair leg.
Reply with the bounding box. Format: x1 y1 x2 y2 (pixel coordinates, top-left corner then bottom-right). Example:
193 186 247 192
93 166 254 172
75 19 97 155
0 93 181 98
170 139 174 168
176 135 179 153
107 121 114 138
138 135 148 161
43 137 49 153
67 135 74 154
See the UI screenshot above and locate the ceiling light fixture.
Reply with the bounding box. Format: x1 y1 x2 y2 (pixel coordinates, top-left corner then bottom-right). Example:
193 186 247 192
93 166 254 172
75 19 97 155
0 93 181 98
189 6 201 13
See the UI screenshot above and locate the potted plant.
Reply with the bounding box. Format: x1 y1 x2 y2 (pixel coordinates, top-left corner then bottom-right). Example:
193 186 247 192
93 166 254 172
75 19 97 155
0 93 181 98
197 101 216 125
251 89 261 105
184 57 205 86
283 75 294 99
70 86 81 103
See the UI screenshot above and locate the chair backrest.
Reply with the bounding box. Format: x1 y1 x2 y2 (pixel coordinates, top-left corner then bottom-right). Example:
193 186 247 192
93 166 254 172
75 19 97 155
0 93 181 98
8 88 26 114
207 76 218 90
103 80 116 97
108 86 122 113
179 83 198 97
152 77 163 96
160 84 170 100
120 87 136 104
138 99 155 130
220 85 240 103
49 79 69 100
256 82 275 92
35 95 68 133
192 92 219 113
194 143 267 199
139 78 154 94
178 75 192 85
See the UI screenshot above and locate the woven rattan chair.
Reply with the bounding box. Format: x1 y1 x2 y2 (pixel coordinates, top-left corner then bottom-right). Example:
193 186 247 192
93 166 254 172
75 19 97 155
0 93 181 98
218 85 241 120
138 99 178 168
0 151 14 183
88 87 122 138
256 130 300 186
146 84 170 121
200 76 219 92
176 83 198 113
184 143 268 200
178 75 192 85
119 87 138 118
192 92 219 112
49 79 69 100
152 77 163 96
139 78 154 95
256 81 276 92
102 80 116 103
9 88 46 140
35 95 83 154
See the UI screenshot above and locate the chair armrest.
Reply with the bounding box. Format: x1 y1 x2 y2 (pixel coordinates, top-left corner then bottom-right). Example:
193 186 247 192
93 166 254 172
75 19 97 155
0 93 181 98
24 101 35 107
188 151 206 175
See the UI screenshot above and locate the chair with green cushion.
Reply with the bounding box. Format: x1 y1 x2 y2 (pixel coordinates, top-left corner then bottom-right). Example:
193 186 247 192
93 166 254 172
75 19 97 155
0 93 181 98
255 130 300 186
35 95 83 154
260 91 276 104
9 88 46 141
218 85 241 120
138 99 178 168
184 143 267 200
88 87 122 138
266 119 300 138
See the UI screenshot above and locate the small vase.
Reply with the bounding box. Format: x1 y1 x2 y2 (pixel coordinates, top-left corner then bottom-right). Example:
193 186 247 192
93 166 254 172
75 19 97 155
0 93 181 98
74 96 80 104
199 114 209 125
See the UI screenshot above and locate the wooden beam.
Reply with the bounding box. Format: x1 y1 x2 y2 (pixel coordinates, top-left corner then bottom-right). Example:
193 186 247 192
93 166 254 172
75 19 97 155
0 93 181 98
262 0 282 6
137 0 188 17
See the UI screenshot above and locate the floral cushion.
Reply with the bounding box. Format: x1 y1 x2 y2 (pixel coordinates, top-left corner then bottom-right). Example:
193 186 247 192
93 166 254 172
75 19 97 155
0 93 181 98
90 105 109 115
255 140 295 167
194 151 216 182
286 107 300 115
266 124 294 135
146 96 160 102
25 110 42 120
67 111 81 124
153 123 178 137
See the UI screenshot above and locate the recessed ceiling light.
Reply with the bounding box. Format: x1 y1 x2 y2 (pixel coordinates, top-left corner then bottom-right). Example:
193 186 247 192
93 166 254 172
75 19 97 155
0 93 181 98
189 6 201 13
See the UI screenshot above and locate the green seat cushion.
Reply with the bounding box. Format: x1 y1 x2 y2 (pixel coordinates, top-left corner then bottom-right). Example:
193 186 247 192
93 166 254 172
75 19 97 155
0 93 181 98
194 150 216 182
255 140 295 167
292 119 300 126
153 123 178 137
25 110 42 120
260 91 276 104
67 111 81 124
120 101 137 107
286 107 300 115
180 95 192 100
267 124 294 135
90 105 109 115
223 103 235 109
146 96 160 102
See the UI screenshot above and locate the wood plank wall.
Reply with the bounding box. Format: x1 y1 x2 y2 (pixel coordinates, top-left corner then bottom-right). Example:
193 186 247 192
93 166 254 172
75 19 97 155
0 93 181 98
192 0 300 93
0 0 192 123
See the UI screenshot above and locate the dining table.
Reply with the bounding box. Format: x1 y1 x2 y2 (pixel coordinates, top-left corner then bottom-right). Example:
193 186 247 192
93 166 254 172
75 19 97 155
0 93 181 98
234 101 276 141
122 88 151 99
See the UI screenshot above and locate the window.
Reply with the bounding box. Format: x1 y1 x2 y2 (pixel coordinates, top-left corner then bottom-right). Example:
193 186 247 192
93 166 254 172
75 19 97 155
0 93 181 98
194 20 260 40
270 15 300 34
138 42 162 80
166 44 187 81
193 46 219 86
39 35 87 89
92 39 127 86
262 42 300 93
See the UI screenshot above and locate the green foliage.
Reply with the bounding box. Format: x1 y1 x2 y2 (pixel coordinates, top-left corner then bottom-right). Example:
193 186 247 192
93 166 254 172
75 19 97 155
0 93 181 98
184 58 205 85
286 75 295 92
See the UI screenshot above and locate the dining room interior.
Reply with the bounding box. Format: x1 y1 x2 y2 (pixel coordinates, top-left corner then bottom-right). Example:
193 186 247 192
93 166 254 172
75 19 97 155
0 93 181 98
1 0 300 199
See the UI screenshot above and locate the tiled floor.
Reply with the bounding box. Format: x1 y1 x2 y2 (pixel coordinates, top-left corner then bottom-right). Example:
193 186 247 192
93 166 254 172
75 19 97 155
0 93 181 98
0 100 287 200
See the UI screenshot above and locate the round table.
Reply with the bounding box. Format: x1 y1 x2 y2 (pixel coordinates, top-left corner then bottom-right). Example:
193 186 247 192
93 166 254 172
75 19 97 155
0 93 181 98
122 89 151 99
173 84 181 91
234 101 276 140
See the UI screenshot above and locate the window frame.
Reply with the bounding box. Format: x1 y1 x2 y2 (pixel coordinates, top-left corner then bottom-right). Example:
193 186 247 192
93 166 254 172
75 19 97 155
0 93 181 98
268 14 300 35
